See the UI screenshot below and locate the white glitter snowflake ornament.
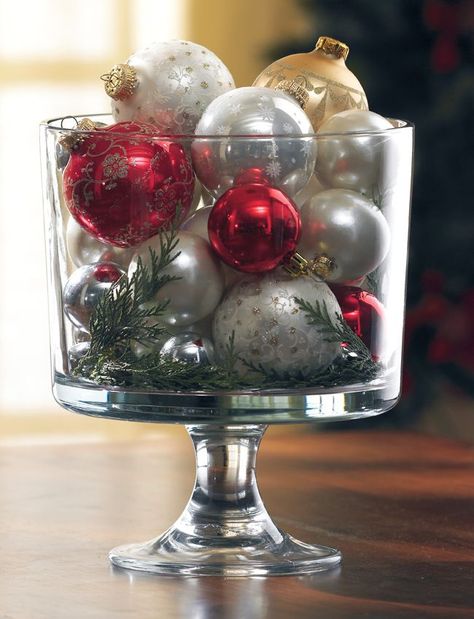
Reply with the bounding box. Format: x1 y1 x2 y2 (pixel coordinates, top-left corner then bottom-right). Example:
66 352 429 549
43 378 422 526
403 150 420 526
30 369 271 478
103 40 235 135
192 87 317 198
212 271 341 377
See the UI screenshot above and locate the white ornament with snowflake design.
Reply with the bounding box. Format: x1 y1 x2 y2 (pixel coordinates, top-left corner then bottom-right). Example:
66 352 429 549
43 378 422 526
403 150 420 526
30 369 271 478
108 40 235 134
212 270 341 377
192 87 316 198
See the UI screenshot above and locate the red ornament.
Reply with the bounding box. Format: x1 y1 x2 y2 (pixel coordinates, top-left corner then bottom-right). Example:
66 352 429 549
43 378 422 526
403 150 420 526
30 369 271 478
63 121 194 247
208 183 301 273
329 284 385 359
93 263 123 283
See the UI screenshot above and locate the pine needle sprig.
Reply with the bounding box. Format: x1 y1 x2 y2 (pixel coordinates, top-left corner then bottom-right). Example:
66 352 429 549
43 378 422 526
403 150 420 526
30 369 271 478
86 229 180 357
293 296 380 381
74 251 382 391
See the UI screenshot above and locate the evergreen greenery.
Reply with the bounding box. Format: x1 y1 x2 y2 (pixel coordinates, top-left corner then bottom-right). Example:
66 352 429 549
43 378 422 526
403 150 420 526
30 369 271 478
74 232 381 392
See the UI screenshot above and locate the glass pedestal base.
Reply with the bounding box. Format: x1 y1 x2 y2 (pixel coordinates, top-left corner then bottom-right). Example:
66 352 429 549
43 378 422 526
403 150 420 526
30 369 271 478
110 532 341 577
109 424 342 576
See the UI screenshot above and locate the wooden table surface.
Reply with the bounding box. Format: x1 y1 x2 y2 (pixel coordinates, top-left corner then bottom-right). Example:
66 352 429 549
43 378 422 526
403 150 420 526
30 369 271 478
0 427 472 618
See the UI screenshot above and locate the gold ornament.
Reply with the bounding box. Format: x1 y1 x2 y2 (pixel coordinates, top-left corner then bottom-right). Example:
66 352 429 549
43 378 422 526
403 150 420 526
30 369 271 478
100 64 138 101
253 36 368 131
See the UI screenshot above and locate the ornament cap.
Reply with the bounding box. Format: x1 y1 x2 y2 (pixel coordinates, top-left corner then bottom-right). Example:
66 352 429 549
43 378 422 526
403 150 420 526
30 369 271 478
309 254 336 280
101 63 138 100
58 118 98 151
275 80 309 110
315 36 349 61
283 252 311 278
283 252 335 280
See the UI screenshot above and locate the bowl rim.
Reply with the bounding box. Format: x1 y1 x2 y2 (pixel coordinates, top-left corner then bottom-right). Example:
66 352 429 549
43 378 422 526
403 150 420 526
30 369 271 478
40 113 414 140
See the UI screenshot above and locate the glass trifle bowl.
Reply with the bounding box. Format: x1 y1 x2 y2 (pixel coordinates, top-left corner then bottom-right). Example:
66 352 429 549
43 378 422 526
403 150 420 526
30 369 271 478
40 112 413 576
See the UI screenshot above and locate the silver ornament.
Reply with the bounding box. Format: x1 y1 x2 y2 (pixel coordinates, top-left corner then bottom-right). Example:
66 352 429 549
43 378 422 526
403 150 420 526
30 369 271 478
160 332 214 365
298 189 390 284
66 217 134 269
68 342 90 371
63 262 125 331
110 40 235 134
129 231 225 327
192 87 317 197
316 110 393 197
129 318 177 359
212 271 341 377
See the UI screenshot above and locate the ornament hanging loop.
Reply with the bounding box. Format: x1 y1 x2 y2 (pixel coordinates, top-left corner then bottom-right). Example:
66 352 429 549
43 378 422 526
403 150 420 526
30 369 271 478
58 117 98 151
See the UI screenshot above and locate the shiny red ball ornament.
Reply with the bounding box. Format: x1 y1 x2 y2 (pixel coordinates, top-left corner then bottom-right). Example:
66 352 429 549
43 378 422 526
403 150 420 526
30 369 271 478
92 262 123 283
208 183 301 273
63 121 194 247
329 284 385 359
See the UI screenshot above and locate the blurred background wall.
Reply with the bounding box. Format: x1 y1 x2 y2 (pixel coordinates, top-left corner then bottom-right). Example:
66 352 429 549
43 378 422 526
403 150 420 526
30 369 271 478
0 0 472 441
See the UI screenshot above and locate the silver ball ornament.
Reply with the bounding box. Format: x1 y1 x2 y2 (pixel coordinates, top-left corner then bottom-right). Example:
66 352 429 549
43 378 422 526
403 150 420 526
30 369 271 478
68 342 90 371
110 40 235 134
192 87 316 197
316 110 393 196
212 271 341 377
298 189 391 284
63 262 125 331
160 332 214 365
129 231 225 327
66 217 134 269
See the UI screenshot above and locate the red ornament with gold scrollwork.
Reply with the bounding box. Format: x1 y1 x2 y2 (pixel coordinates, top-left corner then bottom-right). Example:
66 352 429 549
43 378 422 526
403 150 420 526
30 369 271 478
63 121 194 247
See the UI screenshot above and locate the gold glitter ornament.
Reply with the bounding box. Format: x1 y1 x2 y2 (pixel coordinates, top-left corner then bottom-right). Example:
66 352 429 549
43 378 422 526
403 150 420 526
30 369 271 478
253 36 368 131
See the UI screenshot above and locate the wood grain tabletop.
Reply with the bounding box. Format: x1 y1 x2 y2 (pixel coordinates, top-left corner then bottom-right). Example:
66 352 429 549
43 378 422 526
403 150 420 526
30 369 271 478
0 427 472 618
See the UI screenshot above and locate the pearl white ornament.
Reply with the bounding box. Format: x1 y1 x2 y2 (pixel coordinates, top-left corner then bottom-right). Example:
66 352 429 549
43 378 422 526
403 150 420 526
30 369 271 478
192 87 316 197
316 110 393 197
129 231 225 327
66 217 134 269
293 174 325 209
110 40 235 134
187 177 203 219
212 271 341 377
181 205 213 240
181 205 245 290
298 189 391 283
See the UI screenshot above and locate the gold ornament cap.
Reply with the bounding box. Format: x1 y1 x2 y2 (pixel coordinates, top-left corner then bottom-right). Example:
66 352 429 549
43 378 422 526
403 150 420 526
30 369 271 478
315 36 349 61
283 252 335 281
309 255 336 280
58 118 99 151
275 80 309 110
101 63 138 101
